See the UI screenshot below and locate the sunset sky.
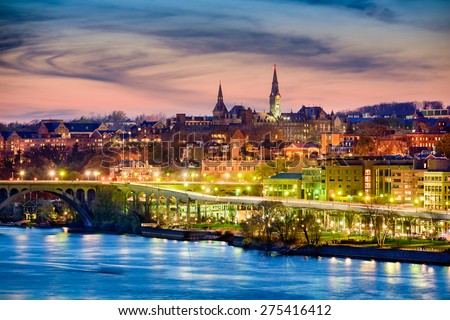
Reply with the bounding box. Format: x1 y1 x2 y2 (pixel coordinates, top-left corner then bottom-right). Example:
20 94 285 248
1 0 449 123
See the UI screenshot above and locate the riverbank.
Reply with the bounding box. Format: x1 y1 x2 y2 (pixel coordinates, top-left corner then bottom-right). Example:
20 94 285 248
140 225 221 241
291 244 450 266
231 236 450 266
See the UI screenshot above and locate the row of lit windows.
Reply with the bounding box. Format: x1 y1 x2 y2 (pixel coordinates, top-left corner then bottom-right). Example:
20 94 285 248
412 137 441 141
424 186 443 192
424 176 444 181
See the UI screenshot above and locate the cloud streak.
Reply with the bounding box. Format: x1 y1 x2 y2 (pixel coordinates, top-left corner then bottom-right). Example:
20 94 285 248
267 0 399 23
0 0 449 122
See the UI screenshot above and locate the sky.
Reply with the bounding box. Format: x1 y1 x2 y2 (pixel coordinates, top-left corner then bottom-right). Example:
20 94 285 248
0 0 449 123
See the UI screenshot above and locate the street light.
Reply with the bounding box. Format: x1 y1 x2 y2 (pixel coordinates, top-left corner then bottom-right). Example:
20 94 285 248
94 171 99 181
19 170 25 181
59 171 65 180
85 171 91 180
49 170 55 181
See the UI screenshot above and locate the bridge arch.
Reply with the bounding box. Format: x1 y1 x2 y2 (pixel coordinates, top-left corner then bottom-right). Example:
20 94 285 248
0 188 7 203
87 189 96 204
76 189 85 203
0 189 93 227
10 188 19 197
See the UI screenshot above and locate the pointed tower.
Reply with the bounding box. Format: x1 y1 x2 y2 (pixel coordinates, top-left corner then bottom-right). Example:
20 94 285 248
269 64 281 118
212 82 228 125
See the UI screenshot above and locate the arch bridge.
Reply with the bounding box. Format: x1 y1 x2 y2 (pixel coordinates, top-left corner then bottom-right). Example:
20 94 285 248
0 181 101 227
1 181 449 228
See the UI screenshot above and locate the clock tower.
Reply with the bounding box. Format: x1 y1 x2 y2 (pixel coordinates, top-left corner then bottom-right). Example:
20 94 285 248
269 64 281 118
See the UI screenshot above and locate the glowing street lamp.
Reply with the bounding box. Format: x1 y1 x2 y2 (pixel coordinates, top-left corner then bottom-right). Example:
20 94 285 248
94 171 99 181
59 171 65 180
49 170 55 180
85 171 91 180
19 170 25 181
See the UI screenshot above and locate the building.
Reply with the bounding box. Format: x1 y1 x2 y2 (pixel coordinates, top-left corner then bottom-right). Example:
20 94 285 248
199 66 335 145
131 120 167 142
201 159 260 177
321 133 360 156
269 64 282 119
423 158 450 211
301 167 323 200
324 160 364 201
263 173 302 198
283 142 320 160
417 102 450 119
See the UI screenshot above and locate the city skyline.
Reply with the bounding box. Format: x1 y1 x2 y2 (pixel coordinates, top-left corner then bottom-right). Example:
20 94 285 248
1 0 450 123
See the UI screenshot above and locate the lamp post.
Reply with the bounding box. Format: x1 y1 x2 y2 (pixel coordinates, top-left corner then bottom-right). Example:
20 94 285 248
19 170 25 181
85 171 91 181
49 170 55 181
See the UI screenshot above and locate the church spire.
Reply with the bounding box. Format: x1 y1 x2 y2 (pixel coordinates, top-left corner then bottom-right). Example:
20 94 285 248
270 64 280 97
218 81 223 101
269 64 281 118
212 82 228 122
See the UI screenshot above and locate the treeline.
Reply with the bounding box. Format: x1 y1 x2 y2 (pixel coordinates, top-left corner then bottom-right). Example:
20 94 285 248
240 201 323 249
338 101 444 118
90 187 141 234
0 110 166 131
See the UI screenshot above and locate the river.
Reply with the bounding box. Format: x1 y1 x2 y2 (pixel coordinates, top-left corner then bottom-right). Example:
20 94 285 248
0 227 448 300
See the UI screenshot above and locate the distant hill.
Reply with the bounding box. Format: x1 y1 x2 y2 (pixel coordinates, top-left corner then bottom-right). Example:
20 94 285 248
337 101 444 118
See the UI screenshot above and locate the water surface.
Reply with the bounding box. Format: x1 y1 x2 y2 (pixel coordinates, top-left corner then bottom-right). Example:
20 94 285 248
0 227 448 299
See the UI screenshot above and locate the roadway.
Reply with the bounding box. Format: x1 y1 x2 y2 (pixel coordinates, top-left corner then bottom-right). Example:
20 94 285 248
126 182 450 221
2 180 449 221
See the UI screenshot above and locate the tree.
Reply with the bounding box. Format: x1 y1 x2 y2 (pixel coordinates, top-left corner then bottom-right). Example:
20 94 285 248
253 162 277 182
435 133 450 158
135 113 166 124
271 207 301 246
106 110 128 130
353 136 377 156
91 187 124 225
91 186 141 233
241 203 323 247
344 211 355 230
241 201 285 245
298 210 322 245
365 202 396 248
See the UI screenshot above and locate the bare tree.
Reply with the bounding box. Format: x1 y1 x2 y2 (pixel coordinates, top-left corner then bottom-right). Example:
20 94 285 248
365 201 396 248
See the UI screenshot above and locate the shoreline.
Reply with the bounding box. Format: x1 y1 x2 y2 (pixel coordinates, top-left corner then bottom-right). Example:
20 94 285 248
2 224 449 266
227 236 450 267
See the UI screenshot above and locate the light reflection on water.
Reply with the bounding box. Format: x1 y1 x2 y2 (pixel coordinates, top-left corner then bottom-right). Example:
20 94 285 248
0 227 449 300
